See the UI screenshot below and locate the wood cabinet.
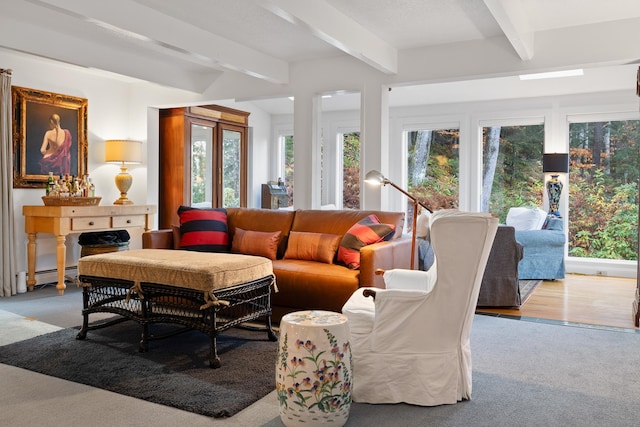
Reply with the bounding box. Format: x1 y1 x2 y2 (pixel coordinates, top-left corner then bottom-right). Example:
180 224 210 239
158 105 250 229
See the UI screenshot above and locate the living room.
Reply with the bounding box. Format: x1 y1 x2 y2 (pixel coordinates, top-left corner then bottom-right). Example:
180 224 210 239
2 1 640 291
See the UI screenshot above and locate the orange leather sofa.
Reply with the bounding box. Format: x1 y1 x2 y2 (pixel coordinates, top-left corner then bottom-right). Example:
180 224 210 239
142 208 411 322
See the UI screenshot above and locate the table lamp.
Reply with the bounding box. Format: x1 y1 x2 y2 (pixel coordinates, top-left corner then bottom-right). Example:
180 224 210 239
542 153 569 217
105 139 142 205
365 170 431 269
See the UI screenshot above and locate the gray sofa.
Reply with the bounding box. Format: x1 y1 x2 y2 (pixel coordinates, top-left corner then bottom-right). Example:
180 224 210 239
477 226 524 307
478 217 566 307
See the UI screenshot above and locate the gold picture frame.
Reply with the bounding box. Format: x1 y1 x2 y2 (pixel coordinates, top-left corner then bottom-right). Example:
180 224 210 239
12 86 88 188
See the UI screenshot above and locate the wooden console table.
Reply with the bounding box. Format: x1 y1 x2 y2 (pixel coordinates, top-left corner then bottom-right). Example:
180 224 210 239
22 204 156 295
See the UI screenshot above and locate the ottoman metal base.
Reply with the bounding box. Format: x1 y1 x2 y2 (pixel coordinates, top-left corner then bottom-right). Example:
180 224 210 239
77 274 277 368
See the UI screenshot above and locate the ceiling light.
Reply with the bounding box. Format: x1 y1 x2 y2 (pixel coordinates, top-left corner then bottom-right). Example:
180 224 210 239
519 69 584 80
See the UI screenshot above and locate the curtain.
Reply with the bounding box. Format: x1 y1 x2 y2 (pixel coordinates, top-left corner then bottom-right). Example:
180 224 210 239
1 68 17 297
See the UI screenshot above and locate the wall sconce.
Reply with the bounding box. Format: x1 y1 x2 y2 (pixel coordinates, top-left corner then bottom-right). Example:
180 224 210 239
365 170 431 270
105 139 142 205
542 153 569 217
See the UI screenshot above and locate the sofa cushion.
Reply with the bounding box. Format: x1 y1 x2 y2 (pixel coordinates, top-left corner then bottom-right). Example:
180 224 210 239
231 227 281 260
272 259 360 313
337 214 395 269
226 208 295 259
284 231 342 264
506 207 547 230
177 206 229 252
289 209 404 240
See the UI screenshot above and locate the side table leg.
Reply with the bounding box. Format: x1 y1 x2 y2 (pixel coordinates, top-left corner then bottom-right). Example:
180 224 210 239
55 235 67 296
26 232 37 292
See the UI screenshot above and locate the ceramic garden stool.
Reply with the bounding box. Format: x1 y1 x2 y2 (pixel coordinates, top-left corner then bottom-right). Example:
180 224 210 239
276 310 352 427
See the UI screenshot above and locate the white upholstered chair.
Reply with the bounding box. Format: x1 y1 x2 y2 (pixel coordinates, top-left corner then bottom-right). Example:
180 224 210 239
341 210 498 406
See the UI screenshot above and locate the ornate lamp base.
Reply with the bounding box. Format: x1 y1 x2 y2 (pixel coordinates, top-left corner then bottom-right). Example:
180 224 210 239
547 174 562 217
114 166 133 205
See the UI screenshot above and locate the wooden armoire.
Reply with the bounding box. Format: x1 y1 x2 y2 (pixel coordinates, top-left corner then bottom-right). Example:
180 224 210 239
158 105 250 229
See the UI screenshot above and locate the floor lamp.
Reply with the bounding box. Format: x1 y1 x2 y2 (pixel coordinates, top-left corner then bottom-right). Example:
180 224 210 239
365 170 432 270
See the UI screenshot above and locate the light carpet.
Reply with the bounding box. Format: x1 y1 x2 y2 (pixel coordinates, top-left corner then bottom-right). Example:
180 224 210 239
2 309 640 426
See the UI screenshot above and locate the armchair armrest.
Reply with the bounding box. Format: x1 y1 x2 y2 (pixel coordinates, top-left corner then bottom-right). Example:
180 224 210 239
383 267 437 292
359 238 412 288
142 229 174 249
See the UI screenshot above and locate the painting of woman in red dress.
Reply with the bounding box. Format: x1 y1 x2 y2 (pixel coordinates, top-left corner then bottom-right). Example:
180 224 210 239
39 113 72 176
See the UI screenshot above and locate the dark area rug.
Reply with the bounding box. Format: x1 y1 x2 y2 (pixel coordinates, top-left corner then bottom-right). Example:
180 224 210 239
519 279 542 305
0 321 277 418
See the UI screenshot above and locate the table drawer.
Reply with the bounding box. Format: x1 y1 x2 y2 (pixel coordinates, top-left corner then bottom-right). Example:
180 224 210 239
112 215 146 228
71 217 111 231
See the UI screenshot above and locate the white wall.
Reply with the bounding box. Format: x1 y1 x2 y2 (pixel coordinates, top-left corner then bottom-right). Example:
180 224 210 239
2 50 274 275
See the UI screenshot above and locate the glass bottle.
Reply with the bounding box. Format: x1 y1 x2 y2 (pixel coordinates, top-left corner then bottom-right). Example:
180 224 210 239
50 179 60 197
88 178 95 197
60 176 69 198
73 176 81 197
46 172 54 196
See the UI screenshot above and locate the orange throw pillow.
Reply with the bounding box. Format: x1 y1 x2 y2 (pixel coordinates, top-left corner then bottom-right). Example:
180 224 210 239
283 231 342 264
231 228 282 260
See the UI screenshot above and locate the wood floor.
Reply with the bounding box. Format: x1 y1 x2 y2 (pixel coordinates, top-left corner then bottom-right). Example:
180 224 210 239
477 274 639 329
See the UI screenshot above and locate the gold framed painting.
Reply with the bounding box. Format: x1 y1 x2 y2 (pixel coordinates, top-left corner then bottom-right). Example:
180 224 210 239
12 86 88 188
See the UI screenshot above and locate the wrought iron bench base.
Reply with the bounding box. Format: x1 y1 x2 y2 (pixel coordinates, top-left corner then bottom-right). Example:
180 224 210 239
76 275 277 368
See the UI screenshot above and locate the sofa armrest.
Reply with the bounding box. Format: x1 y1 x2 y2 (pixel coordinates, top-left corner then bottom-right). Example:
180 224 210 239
359 238 412 288
515 229 566 248
142 229 174 249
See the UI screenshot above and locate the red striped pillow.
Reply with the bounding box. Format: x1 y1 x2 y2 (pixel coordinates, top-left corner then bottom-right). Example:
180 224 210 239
178 206 229 253
337 214 395 269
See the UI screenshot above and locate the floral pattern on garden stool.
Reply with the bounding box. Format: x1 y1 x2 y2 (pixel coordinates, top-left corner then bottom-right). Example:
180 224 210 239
276 310 352 427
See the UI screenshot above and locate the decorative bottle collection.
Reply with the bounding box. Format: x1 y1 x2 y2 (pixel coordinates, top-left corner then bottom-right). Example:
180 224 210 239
45 173 95 198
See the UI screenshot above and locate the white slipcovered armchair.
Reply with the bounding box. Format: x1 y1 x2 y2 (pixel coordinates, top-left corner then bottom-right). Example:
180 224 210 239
342 210 498 406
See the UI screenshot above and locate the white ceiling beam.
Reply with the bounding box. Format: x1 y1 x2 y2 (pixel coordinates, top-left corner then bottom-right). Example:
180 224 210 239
259 0 397 74
483 0 534 61
37 0 289 84
0 14 221 93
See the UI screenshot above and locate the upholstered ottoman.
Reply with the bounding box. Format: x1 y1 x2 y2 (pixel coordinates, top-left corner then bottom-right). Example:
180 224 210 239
77 249 277 368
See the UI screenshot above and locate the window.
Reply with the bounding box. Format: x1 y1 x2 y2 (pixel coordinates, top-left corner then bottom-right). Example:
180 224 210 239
568 119 640 261
342 132 360 209
282 134 294 206
406 128 459 231
191 125 212 206
481 123 544 222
